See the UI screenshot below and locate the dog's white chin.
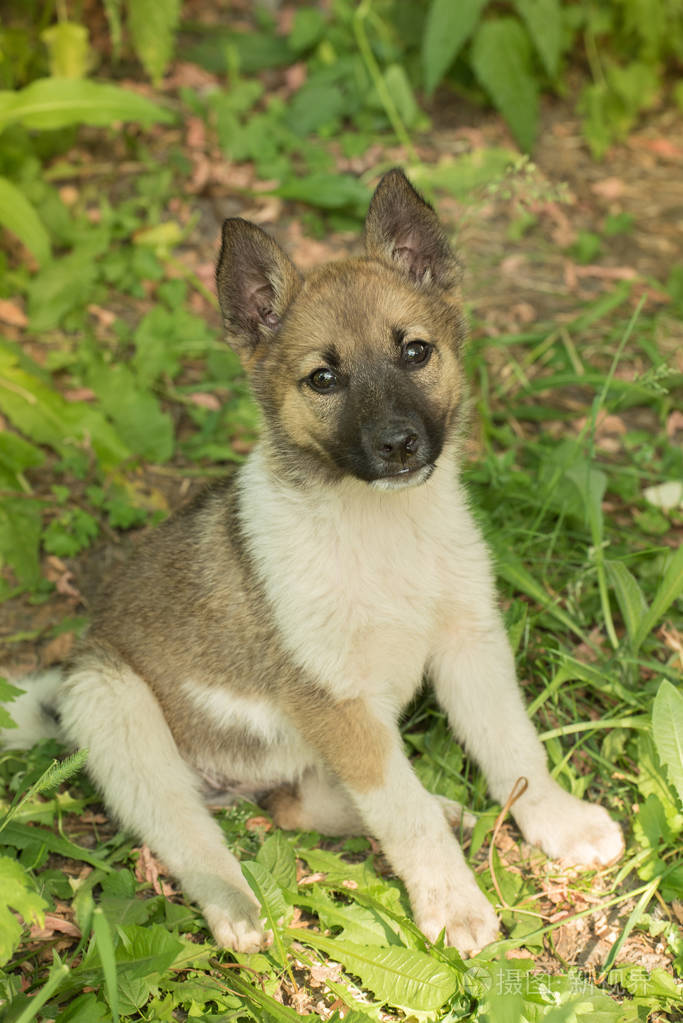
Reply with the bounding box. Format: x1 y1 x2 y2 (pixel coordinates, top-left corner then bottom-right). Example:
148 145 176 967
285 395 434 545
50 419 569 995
369 464 435 492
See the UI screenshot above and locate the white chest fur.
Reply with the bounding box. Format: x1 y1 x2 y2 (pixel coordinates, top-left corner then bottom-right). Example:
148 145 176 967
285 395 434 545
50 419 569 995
237 448 494 709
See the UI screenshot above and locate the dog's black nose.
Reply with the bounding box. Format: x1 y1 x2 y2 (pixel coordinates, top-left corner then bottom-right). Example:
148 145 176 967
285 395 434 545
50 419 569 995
377 426 420 462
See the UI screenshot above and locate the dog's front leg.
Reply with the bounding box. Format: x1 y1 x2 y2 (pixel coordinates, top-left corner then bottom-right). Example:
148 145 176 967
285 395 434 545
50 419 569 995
287 694 499 953
430 617 624 867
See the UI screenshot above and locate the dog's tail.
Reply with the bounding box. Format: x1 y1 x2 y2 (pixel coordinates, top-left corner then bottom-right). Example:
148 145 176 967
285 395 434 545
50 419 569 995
0 667 64 749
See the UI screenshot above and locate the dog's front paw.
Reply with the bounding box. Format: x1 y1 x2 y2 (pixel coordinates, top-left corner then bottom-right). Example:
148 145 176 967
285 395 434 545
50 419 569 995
412 877 499 955
516 784 624 867
203 887 270 953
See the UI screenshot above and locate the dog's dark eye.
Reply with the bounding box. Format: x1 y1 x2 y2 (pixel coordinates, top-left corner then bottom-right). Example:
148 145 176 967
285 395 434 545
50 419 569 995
401 340 431 367
308 368 338 393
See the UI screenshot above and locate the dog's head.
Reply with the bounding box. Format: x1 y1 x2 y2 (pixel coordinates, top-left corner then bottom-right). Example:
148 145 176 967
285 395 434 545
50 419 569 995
216 169 467 488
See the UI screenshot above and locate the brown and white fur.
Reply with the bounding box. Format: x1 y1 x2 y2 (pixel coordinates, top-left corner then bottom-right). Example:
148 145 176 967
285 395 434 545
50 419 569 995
2 170 623 954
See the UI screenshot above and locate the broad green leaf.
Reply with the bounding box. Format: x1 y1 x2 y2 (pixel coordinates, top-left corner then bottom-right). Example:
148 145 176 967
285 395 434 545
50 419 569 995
27 243 101 330
0 352 130 468
409 148 516 199
633 545 683 650
256 831 297 891
89 362 174 463
1 820 112 871
383 64 421 128
298 847 378 889
127 0 181 85
274 174 369 214
0 175 50 264
242 860 287 920
0 496 42 587
564 460 606 538
296 889 400 946
291 931 459 1011
652 680 683 808
422 0 488 95
471 18 539 152
0 77 173 132
242 860 290 970
41 21 91 79
513 0 563 78
606 561 648 649
0 431 45 484
0 856 47 965
289 8 326 53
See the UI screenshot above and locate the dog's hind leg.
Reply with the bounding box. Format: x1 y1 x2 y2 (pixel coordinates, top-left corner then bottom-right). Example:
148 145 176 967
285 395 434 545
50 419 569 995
59 654 267 952
265 771 474 835
265 768 364 835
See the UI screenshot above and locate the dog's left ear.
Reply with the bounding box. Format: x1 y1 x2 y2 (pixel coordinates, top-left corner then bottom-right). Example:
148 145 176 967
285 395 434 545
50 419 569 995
216 218 302 355
364 169 461 291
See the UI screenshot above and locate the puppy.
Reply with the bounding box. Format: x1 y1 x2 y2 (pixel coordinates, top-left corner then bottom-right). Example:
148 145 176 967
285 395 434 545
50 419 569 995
3 169 623 954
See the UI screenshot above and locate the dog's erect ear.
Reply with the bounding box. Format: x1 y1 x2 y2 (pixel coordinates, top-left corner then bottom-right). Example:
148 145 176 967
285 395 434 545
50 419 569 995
216 219 302 353
364 169 461 291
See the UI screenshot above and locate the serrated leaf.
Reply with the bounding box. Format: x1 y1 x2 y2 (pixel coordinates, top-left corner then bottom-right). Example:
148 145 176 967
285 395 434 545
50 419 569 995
291 931 459 1011
296 889 399 946
256 831 296 891
0 353 130 468
606 561 648 648
513 0 563 78
298 847 378 889
652 680 683 808
0 175 50 264
0 855 47 965
471 17 539 152
0 77 173 132
127 0 181 85
89 362 174 463
274 174 369 214
422 0 487 95
633 545 683 650
0 497 42 587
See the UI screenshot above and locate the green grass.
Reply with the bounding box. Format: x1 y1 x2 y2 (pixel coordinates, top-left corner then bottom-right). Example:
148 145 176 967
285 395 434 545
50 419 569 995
1 44 682 1023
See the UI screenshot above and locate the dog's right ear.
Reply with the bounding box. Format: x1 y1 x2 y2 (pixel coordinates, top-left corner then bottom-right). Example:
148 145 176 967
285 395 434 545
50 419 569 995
364 168 461 292
216 219 302 354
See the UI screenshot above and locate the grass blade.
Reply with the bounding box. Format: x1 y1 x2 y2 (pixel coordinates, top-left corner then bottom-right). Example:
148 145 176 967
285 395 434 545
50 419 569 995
92 906 120 1023
632 545 683 651
15 954 69 1023
652 680 683 807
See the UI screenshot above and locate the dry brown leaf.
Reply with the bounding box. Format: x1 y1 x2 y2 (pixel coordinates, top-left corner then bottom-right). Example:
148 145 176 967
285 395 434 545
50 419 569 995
63 388 96 403
591 177 627 200
573 265 638 281
658 623 683 670
629 136 683 160
88 304 116 328
189 392 221 411
45 557 82 600
0 299 28 327
41 631 75 666
666 410 683 439
134 844 175 896
245 815 272 832
58 186 79 206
